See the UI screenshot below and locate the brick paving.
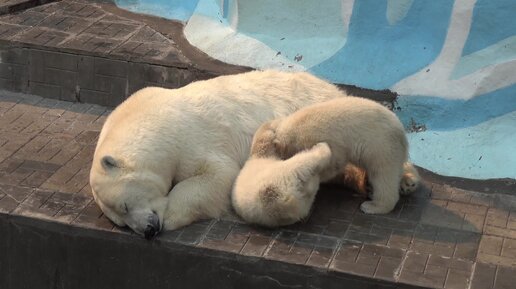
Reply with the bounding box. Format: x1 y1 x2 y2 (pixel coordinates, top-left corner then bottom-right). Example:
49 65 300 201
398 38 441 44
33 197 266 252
0 90 515 288
0 0 396 109
0 0 514 288
0 0 53 15
0 0 251 107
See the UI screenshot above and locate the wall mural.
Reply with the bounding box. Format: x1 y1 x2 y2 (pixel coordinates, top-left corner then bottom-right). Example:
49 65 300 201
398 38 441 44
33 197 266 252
115 0 516 180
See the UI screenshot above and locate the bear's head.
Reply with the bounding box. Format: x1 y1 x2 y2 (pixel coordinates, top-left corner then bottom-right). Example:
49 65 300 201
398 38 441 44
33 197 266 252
89 154 170 239
232 142 332 227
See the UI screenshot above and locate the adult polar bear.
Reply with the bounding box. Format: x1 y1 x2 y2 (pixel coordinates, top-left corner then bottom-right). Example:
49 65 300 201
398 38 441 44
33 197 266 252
90 70 347 238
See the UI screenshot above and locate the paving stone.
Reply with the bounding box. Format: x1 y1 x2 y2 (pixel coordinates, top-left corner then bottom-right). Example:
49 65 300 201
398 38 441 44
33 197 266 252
240 234 273 257
331 257 377 277
38 13 94 34
450 189 473 203
494 265 516 289
0 23 26 40
200 228 249 254
1 10 48 26
1 2 516 288
501 237 516 258
447 201 487 216
462 213 485 232
374 256 402 282
30 1 62 14
444 269 470 289
485 225 516 239
478 252 516 267
403 251 428 274
176 223 210 245
112 41 174 60
399 264 447 289
20 170 53 187
454 241 479 261
60 2 104 19
471 262 497 289
0 192 19 213
73 212 114 231
130 26 170 43
428 255 473 272
388 231 412 248
480 235 504 256
53 194 92 223
306 246 334 268
412 242 455 258
14 27 70 46
81 20 140 40
1 1 39 17
61 34 123 54
0 166 32 185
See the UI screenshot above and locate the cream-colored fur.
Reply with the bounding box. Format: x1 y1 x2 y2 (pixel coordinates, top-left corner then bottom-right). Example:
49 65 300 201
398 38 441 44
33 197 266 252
258 97 421 214
89 70 347 236
232 138 332 227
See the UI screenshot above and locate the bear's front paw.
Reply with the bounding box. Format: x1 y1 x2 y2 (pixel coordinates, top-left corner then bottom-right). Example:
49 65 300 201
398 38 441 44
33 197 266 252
360 201 393 214
163 212 197 231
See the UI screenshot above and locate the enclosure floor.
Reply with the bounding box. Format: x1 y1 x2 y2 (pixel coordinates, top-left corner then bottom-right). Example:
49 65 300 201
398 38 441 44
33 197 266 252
0 90 515 289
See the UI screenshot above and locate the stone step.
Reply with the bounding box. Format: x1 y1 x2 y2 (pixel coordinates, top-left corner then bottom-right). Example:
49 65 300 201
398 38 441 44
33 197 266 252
0 0 395 108
0 0 54 16
0 90 515 289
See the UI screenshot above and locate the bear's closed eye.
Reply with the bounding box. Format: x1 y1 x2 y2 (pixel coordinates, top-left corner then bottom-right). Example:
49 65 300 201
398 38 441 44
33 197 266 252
101 156 119 169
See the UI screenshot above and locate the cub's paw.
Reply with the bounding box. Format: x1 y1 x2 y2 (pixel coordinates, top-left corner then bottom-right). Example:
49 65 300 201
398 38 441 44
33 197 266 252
312 142 332 159
360 201 393 214
400 173 420 195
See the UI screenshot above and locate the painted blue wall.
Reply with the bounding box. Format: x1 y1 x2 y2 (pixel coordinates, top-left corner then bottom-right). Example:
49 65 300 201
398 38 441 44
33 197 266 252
114 0 199 22
396 85 516 131
310 0 453 89
115 0 516 180
462 0 516 55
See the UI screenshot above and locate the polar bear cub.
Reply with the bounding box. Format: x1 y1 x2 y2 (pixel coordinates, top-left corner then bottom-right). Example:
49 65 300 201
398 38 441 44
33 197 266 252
232 122 332 227
258 97 420 215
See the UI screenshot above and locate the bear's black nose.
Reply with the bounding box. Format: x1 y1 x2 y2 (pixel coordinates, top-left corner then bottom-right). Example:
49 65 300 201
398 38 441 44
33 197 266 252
144 225 157 240
144 213 160 240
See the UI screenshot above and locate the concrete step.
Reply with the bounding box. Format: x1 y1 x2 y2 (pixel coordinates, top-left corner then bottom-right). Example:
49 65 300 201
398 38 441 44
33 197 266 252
0 0 55 16
0 0 395 108
1 90 516 289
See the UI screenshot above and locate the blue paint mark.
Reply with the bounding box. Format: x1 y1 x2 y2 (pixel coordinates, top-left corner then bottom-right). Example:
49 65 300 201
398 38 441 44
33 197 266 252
462 0 516 56
452 35 516 79
114 0 200 22
405 112 516 179
310 0 453 89
222 0 229 19
396 84 516 131
396 86 516 179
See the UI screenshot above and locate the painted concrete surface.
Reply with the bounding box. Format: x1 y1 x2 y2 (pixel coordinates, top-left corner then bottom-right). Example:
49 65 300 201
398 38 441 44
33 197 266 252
115 0 516 180
114 0 199 22
396 85 516 179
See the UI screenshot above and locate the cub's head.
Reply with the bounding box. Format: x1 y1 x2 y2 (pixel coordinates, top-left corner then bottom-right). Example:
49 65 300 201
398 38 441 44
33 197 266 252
232 143 331 227
89 155 169 239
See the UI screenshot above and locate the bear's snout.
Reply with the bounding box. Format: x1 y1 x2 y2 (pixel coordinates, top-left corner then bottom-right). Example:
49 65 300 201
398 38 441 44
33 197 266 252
144 212 161 240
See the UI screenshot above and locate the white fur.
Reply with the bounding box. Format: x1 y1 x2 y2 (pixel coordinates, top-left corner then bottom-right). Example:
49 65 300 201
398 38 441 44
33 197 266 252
258 97 421 214
89 70 347 235
232 142 332 227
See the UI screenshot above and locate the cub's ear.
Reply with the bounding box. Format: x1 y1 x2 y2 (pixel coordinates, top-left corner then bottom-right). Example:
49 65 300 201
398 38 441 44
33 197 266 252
101 155 119 170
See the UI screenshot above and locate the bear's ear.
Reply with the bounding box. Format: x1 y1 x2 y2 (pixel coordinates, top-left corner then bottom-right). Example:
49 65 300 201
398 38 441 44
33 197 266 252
101 155 119 170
